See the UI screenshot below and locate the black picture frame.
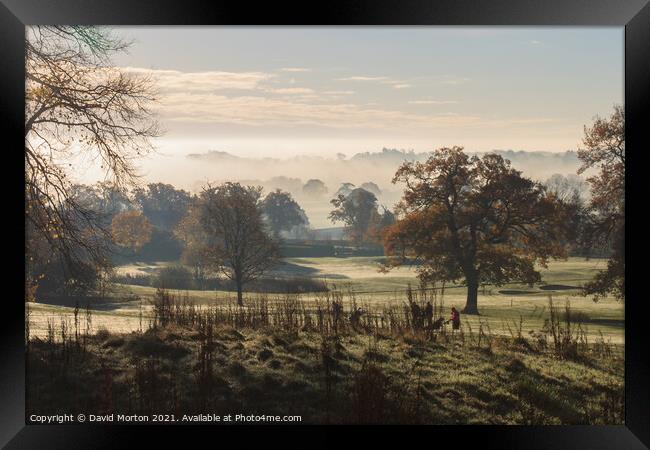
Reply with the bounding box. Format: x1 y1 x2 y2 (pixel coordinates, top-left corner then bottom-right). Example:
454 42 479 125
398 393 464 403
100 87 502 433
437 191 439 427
1 1 648 448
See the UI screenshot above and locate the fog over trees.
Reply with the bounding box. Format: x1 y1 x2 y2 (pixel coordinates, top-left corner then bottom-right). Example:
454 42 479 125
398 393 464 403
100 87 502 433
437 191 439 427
23 25 624 313
261 190 309 238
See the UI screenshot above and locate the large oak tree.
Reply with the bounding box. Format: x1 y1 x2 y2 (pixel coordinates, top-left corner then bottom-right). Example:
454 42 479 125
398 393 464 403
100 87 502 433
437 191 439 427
384 147 569 314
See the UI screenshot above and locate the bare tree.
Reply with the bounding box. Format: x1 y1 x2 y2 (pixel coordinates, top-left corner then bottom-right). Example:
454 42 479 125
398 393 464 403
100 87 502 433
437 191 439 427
198 183 279 305
25 26 160 292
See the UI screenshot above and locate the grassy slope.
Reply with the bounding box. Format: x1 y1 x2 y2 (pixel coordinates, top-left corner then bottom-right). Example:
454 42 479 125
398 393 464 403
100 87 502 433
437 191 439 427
26 324 623 424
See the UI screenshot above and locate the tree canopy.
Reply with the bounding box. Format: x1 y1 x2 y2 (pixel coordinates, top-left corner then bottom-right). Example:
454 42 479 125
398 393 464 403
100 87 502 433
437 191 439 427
133 183 191 231
302 179 328 198
360 182 382 197
174 198 211 287
197 183 279 305
261 189 308 238
111 210 153 252
384 147 569 314
577 105 625 300
330 187 381 245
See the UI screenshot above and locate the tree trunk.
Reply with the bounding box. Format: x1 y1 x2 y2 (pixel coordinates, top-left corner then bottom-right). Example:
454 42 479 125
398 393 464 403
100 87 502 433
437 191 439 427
463 274 480 315
236 279 243 306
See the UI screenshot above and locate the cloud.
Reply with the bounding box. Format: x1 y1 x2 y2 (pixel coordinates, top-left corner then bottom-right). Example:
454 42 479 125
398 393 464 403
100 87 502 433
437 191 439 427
159 91 484 129
408 100 459 105
530 40 542 45
337 76 390 82
280 67 312 72
123 67 553 134
268 87 315 94
123 67 274 92
323 90 355 95
336 76 413 89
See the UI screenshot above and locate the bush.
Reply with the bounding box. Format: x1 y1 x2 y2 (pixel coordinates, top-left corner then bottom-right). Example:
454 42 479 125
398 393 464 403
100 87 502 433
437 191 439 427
153 265 194 290
111 273 152 287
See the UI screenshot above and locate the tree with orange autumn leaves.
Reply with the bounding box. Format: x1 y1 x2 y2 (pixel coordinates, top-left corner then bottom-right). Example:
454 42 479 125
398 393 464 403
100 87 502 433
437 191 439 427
578 105 625 301
111 210 153 252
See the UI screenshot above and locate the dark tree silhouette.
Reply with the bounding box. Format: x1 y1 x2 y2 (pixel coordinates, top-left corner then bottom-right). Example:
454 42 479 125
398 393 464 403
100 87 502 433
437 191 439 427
360 182 382 197
335 183 356 197
261 189 308 238
329 188 379 245
384 147 569 314
198 183 279 305
543 174 590 256
133 183 191 231
302 179 328 198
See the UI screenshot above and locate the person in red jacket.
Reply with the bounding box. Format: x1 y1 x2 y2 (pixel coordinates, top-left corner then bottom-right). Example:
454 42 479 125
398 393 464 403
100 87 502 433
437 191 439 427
447 307 460 331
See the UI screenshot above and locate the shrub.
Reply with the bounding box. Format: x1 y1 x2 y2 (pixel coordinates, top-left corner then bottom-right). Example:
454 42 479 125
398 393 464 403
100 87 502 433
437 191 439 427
111 273 152 287
153 265 194 290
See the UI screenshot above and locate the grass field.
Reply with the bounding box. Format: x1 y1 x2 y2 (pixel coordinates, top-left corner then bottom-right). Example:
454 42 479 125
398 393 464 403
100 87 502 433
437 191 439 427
26 255 624 425
28 256 624 345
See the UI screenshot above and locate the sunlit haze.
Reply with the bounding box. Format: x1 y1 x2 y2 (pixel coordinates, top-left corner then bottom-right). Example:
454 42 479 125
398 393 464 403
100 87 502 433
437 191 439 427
72 26 622 200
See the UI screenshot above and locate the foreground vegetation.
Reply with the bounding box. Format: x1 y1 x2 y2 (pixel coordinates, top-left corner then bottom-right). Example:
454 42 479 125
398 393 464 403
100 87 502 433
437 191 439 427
27 287 623 425
28 257 625 345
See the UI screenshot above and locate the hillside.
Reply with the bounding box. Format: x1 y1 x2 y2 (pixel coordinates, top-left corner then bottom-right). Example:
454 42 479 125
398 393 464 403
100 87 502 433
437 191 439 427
27 322 623 424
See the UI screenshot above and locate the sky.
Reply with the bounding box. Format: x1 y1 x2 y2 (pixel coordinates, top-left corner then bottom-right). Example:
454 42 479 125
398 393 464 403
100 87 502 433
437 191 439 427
108 26 623 162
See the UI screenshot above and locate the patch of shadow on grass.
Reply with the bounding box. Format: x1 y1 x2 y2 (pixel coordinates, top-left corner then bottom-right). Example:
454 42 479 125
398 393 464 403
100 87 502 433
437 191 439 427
270 261 320 276
539 284 578 291
499 290 537 295
457 382 502 406
287 342 317 357
364 349 390 363
587 318 624 328
404 347 425 359
219 328 245 341
514 371 583 423
293 360 318 375
228 361 247 376
258 349 274 361
102 336 125 348
267 359 283 370
505 357 527 373
262 374 283 389
124 333 191 361
285 379 310 391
